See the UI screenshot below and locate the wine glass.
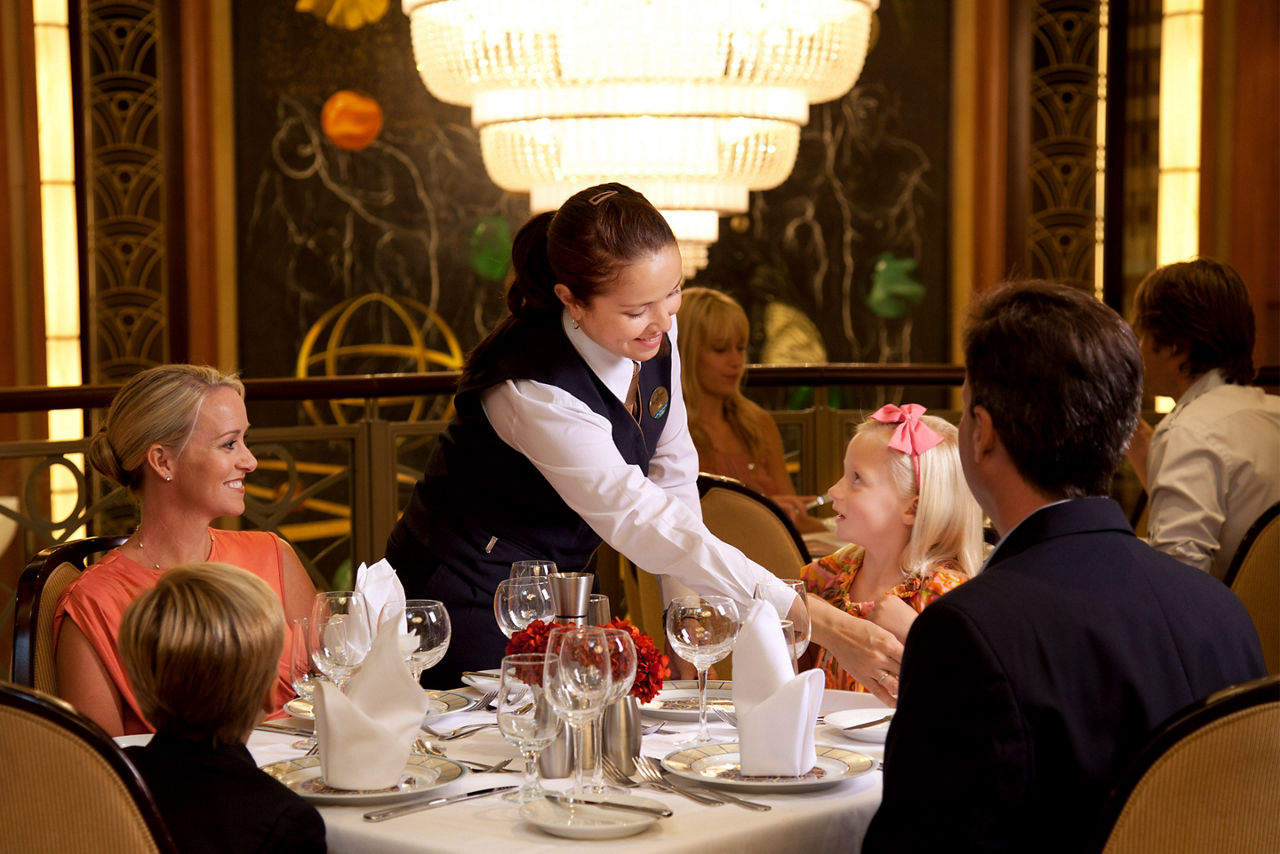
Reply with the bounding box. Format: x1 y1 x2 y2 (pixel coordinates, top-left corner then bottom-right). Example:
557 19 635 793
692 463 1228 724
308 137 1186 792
510 559 557 579
665 594 741 743
309 591 371 690
494 577 554 638
496 653 559 803
754 579 811 670
381 600 451 681
543 627 612 795
287 616 324 749
585 627 637 793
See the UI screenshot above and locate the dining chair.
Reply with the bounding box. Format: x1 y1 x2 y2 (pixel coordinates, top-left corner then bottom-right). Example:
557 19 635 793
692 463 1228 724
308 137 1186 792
696 473 808 580
0 681 177 853
1092 674 1280 853
1223 502 1280 675
11 535 127 692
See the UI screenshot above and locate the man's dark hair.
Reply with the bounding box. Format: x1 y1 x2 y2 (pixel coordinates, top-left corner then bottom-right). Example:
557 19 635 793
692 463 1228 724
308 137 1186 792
1131 257 1257 384
964 280 1142 499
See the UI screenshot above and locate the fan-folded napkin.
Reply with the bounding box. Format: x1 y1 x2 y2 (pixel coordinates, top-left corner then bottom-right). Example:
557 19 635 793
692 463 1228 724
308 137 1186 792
314 619 430 790
733 599 825 776
355 558 405 635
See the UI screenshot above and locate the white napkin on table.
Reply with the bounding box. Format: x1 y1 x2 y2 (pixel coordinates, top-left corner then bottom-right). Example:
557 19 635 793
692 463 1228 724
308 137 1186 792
313 619 431 790
355 558 405 634
733 599 825 776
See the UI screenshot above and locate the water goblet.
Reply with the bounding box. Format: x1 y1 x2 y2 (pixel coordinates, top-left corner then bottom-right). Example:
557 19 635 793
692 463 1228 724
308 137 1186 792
287 616 324 749
496 653 559 803
543 627 612 795
584 627 637 793
755 579 811 669
510 559 557 579
494 577 554 638
666 594 741 744
382 600 451 681
309 591 371 690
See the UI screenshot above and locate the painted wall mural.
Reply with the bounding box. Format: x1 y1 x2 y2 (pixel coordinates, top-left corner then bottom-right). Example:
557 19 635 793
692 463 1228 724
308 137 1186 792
233 1 951 418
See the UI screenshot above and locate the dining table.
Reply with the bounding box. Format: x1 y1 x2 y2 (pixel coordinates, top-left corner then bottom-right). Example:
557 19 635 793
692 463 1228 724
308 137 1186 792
235 682 890 854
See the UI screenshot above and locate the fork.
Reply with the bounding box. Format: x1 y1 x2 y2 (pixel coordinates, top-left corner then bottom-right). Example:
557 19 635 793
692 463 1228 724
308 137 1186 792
463 689 498 712
422 722 498 740
711 707 739 728
641 721 669 736
601 755 722 806
633 755 771 811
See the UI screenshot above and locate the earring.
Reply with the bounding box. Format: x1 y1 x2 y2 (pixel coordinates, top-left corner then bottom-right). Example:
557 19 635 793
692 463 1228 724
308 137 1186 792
165 475 172 482
571 318 580 329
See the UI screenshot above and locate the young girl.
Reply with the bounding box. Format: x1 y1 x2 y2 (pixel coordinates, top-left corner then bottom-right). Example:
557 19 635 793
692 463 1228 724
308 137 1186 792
803 403 984 692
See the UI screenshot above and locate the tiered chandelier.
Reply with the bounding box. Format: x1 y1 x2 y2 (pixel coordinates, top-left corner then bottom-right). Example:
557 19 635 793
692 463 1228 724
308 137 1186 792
403 0 880 276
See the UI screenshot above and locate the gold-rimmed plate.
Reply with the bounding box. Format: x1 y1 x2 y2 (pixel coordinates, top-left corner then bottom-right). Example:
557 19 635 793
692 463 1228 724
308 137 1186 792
259 754 467 806
639 680 733 720
661 743 873 793
283 689 467 721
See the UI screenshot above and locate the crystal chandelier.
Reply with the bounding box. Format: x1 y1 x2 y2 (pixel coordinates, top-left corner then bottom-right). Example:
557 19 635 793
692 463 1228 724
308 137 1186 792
403 0 880 276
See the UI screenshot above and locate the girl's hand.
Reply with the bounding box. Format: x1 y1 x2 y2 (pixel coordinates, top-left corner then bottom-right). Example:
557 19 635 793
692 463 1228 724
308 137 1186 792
866 595 918 645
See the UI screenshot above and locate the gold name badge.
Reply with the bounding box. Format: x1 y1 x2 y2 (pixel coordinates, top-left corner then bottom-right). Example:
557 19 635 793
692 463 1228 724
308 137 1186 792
648 387 670 419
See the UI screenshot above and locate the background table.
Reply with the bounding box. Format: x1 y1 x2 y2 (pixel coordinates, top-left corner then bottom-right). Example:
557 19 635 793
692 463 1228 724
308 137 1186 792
243 686 888 853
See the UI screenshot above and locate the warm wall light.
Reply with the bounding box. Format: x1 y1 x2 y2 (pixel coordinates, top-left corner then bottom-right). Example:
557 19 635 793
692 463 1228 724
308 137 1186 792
402 0 880 276
1156 0 1203 264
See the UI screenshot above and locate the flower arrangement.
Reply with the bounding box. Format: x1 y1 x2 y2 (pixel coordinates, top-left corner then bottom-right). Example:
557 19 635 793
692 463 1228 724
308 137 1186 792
505 617 670 703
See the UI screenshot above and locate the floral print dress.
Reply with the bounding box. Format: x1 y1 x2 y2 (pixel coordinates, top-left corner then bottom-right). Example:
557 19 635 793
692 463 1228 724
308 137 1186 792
801 543 968 692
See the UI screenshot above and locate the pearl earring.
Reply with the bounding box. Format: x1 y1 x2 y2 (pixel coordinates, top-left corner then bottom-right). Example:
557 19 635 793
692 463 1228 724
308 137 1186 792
165 475 172 482
571 318 581 329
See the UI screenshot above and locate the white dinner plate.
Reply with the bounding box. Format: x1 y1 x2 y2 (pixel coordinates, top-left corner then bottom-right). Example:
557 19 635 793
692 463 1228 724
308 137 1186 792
660 743 874 793
461 669 501 691
284 689 464 721
520 793 663 839
259 754 467 806
639 680 733 720
821 709 894 744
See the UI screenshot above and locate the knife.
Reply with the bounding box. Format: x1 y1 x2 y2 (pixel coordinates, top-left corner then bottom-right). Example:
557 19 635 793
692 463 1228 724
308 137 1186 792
544 792 673 817
363 786 516 822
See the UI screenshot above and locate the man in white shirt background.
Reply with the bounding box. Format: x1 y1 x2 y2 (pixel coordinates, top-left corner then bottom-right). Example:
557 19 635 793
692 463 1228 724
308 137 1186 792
1126 257 1280 579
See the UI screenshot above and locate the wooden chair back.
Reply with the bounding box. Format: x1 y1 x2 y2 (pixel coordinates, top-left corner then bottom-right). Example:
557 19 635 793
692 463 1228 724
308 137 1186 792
1224 502 1280 675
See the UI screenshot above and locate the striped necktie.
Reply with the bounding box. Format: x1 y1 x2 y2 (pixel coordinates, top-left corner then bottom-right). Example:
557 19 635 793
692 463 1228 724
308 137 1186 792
625 361 640 423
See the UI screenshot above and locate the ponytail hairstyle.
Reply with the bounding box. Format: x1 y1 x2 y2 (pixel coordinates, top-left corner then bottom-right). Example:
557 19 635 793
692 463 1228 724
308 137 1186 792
466 183 676 374
88 365 244 496
854 414 984 579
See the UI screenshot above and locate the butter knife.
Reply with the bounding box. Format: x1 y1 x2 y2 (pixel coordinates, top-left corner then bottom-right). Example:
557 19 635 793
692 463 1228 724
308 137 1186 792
363 786 515 822
544 792 673 817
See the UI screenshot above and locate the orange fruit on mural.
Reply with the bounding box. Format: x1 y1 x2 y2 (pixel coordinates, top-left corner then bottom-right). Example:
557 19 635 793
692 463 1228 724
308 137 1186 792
321 90 383 151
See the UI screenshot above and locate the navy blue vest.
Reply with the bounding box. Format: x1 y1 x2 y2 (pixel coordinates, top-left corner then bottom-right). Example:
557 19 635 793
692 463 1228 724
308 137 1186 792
391 311 673 596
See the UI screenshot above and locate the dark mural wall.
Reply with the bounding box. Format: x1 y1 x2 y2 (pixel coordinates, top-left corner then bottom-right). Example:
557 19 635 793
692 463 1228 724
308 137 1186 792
233 1 951 407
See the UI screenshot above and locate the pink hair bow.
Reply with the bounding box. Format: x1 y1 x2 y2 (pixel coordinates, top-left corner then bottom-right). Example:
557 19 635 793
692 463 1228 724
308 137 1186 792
869 403 944 485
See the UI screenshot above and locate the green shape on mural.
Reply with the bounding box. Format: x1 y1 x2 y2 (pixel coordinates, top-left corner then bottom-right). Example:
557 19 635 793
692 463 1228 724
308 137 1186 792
469 214 511 280
866 252 926 319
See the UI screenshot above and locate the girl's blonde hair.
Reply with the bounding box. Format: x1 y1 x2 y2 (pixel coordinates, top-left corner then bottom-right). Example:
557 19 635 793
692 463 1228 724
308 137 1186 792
676 287 766 459
88 365 244 493
854 413 984 578
119 562 284 744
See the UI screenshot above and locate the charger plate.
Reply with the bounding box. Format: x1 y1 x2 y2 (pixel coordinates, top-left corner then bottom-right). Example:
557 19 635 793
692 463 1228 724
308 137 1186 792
284 689 465 721
660 743 873 793
639 680 733 720
259 754 466 806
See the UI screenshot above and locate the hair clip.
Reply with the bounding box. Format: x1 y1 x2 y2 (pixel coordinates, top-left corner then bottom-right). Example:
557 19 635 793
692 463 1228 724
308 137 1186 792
588 190 618 206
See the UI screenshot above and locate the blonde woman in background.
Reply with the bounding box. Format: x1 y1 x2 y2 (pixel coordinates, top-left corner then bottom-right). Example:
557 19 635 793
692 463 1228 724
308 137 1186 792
54 364 315 736
676 286 827 533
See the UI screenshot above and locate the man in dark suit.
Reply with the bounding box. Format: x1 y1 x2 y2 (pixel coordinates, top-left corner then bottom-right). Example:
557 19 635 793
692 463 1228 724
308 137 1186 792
862 281 1265 853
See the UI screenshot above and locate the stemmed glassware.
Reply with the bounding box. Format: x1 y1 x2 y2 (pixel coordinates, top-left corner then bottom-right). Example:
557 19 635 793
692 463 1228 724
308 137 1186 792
754 579 811 673
381 599 451 681
665 594 741 744
584 627 637 793
309 591 371 691
494 577 555 638
495 653 559 803
510 560 557 580
543 626 612 795
287 616 324 749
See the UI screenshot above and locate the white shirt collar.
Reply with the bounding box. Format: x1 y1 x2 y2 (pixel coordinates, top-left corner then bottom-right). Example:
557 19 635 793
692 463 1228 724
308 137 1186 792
1158 368 1225 435
561 309 636 403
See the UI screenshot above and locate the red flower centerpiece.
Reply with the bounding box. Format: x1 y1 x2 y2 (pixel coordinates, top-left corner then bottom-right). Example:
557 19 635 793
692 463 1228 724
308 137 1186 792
505 617 669 704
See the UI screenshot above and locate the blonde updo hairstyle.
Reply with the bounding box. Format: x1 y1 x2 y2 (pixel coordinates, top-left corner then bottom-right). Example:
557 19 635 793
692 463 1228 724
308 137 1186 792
88 365 244 494
854 414 984 579
120 562 284 743
676 287 767 459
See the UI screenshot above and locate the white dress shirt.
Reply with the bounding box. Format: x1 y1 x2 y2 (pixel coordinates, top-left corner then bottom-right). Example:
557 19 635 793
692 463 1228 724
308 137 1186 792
479 310 780 607
1147 369 1280 579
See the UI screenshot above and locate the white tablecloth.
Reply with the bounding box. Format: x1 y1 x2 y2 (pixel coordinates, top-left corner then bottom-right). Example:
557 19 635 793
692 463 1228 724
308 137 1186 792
245 687 887 854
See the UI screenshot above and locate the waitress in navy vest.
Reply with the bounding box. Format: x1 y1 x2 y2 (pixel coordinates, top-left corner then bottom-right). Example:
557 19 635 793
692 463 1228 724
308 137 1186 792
385 183 904 700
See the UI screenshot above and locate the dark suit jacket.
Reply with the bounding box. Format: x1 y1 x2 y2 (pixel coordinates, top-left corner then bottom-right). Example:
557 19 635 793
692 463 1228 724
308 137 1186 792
127 734 325 854
862 498 1265 854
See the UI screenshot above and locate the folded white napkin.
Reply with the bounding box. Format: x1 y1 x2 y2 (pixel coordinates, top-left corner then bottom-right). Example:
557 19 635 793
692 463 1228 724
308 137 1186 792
313 619 431 790
733 599 825 776
355 558 405 636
